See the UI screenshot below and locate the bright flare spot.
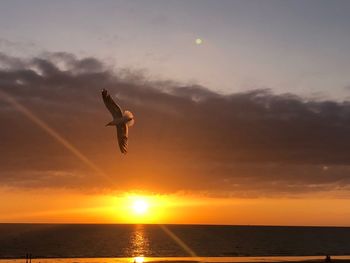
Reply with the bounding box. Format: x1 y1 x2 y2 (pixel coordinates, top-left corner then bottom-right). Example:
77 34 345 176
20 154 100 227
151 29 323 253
132 199 149 215
195 38 203 45
133 257 144 263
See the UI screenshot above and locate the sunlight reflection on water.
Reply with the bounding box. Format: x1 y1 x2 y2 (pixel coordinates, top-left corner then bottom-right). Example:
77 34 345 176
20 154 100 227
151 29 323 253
127 224 149 257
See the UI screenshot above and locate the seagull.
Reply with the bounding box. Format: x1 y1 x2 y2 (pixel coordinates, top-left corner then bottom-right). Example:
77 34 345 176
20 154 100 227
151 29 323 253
102 89 134 154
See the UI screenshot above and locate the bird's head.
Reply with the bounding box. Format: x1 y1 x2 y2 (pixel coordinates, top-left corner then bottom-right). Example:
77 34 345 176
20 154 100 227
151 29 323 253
124 110 135 127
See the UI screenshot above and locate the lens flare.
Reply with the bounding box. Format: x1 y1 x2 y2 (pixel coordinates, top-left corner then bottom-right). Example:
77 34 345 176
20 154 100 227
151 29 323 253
195 38 203 45
0 89 112 184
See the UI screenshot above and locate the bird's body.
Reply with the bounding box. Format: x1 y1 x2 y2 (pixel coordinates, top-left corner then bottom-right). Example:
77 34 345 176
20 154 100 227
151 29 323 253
101 89 134 154
107 116 131 126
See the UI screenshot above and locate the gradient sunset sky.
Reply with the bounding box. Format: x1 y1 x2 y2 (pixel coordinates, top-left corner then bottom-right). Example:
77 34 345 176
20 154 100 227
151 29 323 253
1 0 350 226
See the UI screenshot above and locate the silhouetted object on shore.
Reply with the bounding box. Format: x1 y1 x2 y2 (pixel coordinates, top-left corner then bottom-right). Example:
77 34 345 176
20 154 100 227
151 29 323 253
325 255 332 263
102 89 135 154
25 253 32 263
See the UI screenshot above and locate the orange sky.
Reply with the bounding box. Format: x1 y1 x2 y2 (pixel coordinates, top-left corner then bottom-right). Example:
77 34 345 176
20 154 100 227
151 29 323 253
1 187 349 226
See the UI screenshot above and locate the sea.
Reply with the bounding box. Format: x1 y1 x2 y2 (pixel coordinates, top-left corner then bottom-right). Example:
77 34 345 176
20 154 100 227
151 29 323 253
0 224 350 262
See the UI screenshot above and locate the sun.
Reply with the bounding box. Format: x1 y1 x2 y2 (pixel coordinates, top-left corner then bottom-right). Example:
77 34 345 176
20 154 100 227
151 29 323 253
132 199 149 215
115 194 168 223
133 257 145 263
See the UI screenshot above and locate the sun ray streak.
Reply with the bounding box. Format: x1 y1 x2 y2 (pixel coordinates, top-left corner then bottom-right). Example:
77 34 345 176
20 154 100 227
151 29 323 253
159 224 200 260
0 89 113 184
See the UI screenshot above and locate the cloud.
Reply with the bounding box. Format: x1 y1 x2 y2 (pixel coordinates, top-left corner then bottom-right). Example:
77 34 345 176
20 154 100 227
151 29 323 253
1 52 350 197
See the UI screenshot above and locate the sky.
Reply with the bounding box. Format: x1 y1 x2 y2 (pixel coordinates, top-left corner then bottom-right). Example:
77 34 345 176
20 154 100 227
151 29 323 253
0 0 350 226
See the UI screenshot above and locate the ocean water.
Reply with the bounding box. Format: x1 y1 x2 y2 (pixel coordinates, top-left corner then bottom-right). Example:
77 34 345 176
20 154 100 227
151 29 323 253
0 224 350 259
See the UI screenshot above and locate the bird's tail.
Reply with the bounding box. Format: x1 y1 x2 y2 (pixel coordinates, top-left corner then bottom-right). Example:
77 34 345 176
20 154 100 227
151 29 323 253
124 110 135 127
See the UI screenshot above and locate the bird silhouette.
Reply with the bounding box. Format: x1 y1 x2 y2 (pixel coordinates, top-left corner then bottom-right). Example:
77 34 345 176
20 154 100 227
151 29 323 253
102 89 134 154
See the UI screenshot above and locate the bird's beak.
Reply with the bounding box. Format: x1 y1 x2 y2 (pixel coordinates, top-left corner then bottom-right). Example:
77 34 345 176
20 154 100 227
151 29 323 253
105 122 110 126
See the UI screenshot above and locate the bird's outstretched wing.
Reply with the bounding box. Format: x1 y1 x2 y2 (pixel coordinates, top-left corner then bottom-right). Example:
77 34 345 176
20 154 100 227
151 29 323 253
102 89 123 119
116 124 128 154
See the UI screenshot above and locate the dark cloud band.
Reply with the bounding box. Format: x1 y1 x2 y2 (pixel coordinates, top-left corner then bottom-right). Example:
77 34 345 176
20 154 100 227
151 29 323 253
0 52 350 196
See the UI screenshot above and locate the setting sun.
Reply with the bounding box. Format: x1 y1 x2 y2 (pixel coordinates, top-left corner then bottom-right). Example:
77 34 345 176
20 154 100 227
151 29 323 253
133 257 145 263
132 199 149 215
112 194 170 223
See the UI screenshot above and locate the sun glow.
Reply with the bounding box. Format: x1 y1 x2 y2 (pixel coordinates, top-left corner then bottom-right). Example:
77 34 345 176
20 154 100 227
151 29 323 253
112 194 171 223
132 199 149 215
133 257 144 263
